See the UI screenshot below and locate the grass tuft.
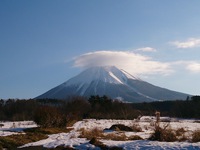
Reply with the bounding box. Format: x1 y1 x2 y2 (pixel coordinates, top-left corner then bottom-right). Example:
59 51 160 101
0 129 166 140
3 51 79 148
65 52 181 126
192 130 200 142
104 133 127 141
128 135 143 140
175 128 186 137
149 124 177 142
79 127 143 141
79 128 103 140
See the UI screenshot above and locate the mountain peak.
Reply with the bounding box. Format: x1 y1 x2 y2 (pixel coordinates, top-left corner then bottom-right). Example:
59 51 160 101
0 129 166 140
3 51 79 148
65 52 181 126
36 66 189 102
65 66 138 86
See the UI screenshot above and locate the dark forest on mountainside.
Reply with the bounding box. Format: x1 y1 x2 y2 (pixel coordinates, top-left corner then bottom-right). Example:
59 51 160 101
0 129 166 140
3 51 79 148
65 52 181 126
0 96 200 127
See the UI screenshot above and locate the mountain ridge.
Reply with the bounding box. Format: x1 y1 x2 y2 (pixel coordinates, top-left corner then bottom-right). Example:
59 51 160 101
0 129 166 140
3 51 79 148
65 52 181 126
36 66 189 102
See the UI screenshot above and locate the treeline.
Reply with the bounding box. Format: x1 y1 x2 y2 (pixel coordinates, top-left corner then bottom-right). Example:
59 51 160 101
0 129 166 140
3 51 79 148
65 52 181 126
132 96 200 118
0 96 200 127
0 99 38 121
0 96 139 127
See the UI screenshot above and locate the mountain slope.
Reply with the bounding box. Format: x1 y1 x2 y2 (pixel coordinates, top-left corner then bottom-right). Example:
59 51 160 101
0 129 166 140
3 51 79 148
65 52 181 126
36 66 189 102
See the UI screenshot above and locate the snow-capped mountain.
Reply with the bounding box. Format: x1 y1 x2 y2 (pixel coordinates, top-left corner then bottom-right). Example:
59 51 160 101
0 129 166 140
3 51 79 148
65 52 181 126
36 66 189 102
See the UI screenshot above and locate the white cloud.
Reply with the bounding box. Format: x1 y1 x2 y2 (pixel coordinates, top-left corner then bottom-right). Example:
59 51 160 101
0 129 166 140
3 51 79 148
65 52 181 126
171 38 200 48
73 51 172 75
172 61 200 73
186 62 200 73
136 47 157 52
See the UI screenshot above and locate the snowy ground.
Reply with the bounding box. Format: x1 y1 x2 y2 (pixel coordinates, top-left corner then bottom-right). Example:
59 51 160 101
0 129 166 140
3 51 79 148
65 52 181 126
1 117 200 149
0 121 37 136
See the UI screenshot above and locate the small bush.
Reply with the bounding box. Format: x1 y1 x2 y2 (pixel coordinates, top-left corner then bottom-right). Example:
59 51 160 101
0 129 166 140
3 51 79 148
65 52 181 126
34 106 66 128
192 130 200 142
149 125 177 142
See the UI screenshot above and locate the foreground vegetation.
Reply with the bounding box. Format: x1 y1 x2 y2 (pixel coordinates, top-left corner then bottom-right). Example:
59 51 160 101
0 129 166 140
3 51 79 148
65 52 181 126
0 127 71 149
79 123 200 143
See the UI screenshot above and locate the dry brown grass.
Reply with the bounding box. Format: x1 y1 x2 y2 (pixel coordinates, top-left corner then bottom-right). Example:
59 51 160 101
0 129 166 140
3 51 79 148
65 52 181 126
0 132 47 149
175 127 188 142
24 127 71 134
79 127 143 141
131 123 143 132
104 133 127 141
175 128 186 137
78 128 103 140
104 132 143 141
128 135 143 140
0 127 72 149
149 124 192 142
149 124 178 142
192 130 200 142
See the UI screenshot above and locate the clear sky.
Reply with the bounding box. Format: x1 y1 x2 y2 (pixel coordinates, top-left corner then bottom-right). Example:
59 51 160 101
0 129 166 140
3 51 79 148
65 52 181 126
1 0 200 99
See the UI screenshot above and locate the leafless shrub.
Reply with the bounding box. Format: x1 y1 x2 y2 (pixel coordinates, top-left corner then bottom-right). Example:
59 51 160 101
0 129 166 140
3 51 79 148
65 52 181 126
149 123 177 142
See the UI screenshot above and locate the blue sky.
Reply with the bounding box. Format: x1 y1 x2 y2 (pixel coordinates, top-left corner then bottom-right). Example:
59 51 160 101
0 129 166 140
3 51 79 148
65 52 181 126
1 0 200 99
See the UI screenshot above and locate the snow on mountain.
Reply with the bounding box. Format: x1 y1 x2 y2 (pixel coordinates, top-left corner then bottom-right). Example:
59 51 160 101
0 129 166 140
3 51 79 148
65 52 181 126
65 66 131 86
36 66 189 102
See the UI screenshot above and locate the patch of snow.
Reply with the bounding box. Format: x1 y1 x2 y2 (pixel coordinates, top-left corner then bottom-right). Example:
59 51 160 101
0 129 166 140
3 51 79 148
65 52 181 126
19 118 200 149
108 71 124 84
121 69 142 81
63 66 139 87
0 121 37 136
